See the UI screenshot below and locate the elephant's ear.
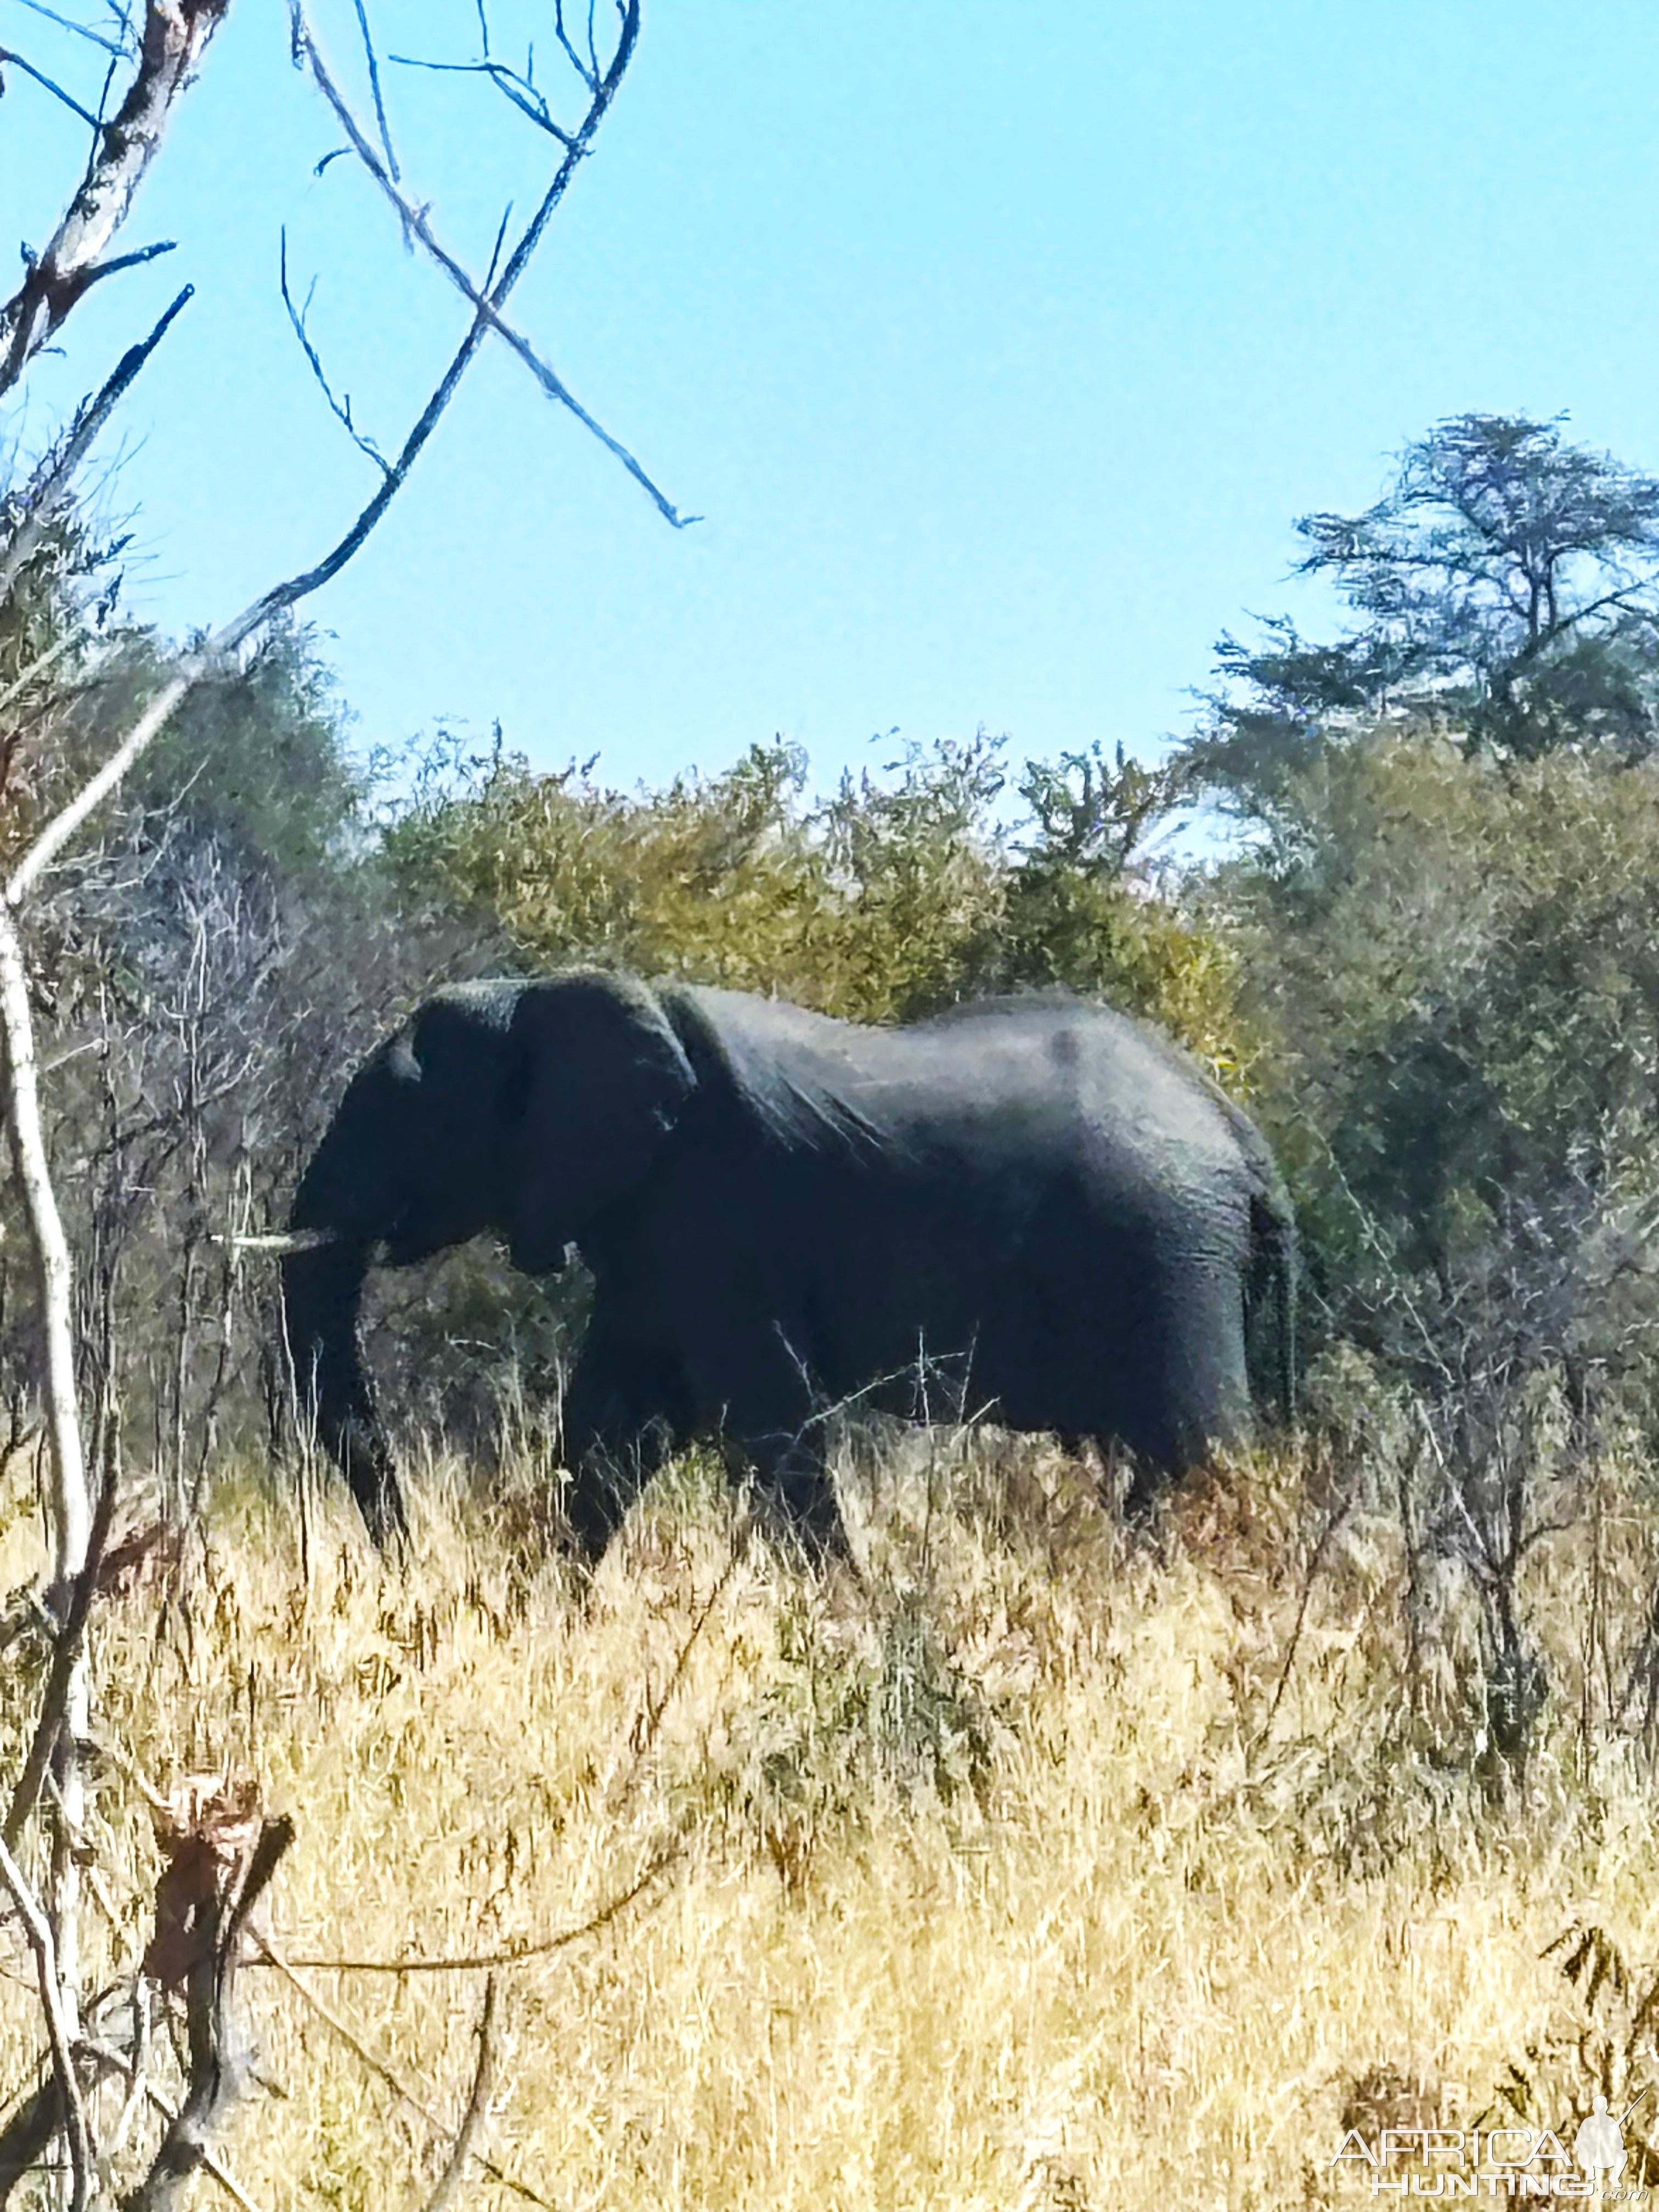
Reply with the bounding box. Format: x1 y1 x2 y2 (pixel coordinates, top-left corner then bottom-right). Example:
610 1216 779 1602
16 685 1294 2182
502 973 696 1273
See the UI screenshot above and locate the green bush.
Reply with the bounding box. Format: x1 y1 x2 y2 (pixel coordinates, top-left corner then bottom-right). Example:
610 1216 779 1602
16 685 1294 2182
1221 730 1659 1405
383 730 1250 1071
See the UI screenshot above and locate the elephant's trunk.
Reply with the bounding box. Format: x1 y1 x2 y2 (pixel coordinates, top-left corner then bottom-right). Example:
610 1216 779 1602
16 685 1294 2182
281 1242 408 1544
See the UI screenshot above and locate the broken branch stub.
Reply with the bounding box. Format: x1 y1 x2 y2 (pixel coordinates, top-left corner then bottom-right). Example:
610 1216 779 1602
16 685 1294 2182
129 1781 295 2212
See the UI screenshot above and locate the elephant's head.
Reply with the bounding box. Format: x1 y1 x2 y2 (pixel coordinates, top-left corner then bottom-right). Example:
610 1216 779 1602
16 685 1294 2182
283 970 696 1539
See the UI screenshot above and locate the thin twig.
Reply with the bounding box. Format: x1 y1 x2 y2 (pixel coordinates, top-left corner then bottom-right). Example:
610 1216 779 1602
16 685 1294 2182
612 1540 743 1809
1255 1489 1352 1751
348 0 399 179
9 0 128 56
5 279 494 899
90 41 121 138
0 47 101 127
76 236 179 290
250 1933 556 2212
553 0 597 91
278 234 389 477
210 1228 337 1255
267 1842 680 1970
0 284 193 611
298 2 699 530
0 1836 92 2212
413 1977 495 2212
3 1457 119 1850
106 1977 151 2154
387 53 575 148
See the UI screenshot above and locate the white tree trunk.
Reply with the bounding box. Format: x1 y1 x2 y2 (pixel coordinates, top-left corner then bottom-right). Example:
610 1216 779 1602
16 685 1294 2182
0 901 90 2081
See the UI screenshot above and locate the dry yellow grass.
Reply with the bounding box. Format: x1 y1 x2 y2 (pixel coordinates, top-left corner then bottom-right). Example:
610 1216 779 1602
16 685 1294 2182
2 1431 1658 2210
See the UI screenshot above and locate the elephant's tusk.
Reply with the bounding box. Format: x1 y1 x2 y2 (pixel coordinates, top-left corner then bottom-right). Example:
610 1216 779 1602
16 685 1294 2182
210 1229 342 1255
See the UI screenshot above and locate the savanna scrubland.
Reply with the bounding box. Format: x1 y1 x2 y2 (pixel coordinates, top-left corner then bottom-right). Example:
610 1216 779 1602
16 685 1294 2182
9 417 1659 2204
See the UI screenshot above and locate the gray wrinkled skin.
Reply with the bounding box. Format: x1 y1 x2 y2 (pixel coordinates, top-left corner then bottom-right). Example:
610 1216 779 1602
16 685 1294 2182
284 972 1296 1557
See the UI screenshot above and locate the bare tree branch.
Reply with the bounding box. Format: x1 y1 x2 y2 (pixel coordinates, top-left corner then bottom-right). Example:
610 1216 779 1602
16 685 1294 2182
127 1814 295 2211
0 0 230 396
0 902 89 1583
8 0 128 58
298 3 701 531
0 2078 59 2209
0 46 102 127
278 236 388 478
412 1978 496 2212
267 1840 681 1970
8 663 196 901
251 1933 556 2212
213 1227 336 1254
348 0 399 179
78 2044 267 2212
75 235 180 290
387 51 577 148
0 11 674 2208
0 285 193 612
0 893 100 2103
0 1835 92 2212
7 264 497 898
554 0 598 92
5 0 654 903
3 1464 119 1854
0 630 103 724
0 17 674 2181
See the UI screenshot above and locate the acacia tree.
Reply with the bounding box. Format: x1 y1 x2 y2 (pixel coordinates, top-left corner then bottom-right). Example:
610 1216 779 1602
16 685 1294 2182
1184 413 1659 817
0 3 692 2199
1180 424 1659 1783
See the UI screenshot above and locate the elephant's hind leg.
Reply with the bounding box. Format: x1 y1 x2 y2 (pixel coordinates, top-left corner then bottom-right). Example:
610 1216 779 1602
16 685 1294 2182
733 1427 856 1570
680 1312 857 1569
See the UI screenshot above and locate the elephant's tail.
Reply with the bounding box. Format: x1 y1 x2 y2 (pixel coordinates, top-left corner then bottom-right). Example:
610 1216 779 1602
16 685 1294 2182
1248 1183 1298 1430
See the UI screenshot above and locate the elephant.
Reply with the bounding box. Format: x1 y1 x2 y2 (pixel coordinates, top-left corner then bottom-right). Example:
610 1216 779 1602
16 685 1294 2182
281 969 1296 1555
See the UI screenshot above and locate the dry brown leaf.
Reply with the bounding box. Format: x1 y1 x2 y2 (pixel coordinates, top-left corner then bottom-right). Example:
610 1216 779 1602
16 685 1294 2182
143 1770 263 1989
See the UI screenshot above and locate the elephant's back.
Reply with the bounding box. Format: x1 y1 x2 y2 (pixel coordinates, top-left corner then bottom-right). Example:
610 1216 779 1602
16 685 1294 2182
667 983 1256 1204
898 995 1255 1177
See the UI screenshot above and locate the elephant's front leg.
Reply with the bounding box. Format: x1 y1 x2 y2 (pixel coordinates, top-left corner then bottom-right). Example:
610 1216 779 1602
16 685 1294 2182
558 1316 694 1562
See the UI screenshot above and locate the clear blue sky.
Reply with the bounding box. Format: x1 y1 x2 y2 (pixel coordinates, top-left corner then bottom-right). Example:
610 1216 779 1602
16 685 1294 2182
6 0 1659 793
